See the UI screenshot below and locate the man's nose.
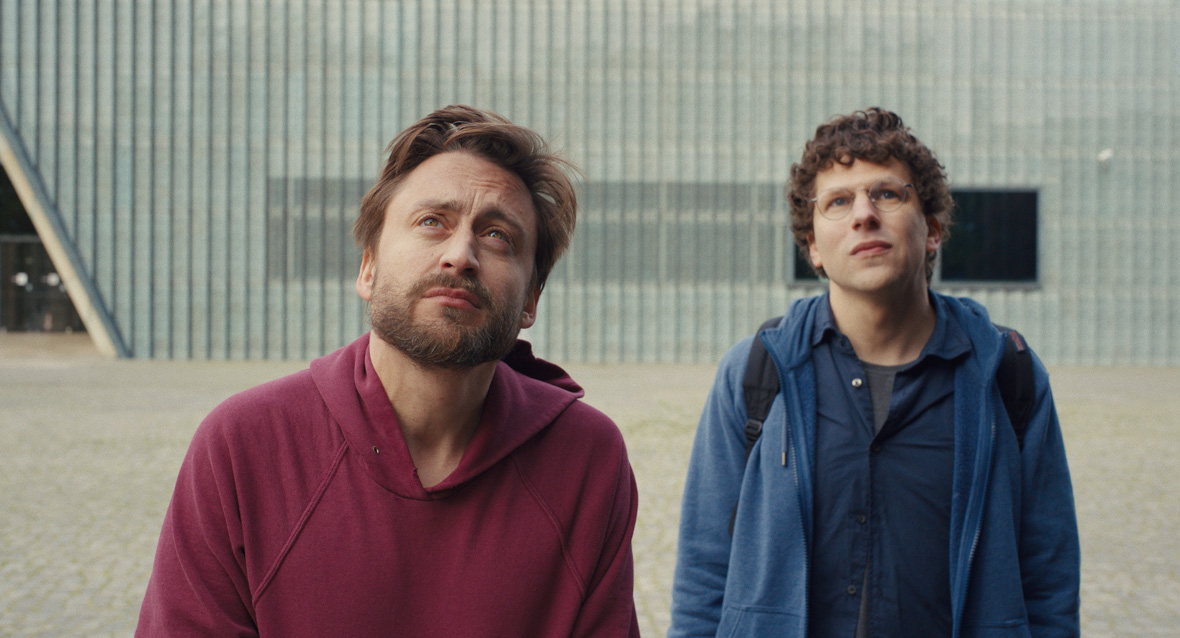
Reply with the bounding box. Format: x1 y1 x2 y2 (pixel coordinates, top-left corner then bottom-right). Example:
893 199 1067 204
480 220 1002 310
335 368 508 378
849 191 881 228
440 229 480 275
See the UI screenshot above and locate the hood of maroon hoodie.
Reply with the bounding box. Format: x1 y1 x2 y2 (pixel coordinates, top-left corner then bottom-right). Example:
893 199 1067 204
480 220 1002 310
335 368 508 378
308 333 584 500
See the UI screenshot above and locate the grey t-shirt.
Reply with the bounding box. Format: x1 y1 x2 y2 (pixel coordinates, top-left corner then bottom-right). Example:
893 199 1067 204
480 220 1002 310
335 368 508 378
862 361 909 434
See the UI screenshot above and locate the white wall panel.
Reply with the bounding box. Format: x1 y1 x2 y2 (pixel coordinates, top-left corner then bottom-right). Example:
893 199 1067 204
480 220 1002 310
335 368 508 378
0 0 1177 363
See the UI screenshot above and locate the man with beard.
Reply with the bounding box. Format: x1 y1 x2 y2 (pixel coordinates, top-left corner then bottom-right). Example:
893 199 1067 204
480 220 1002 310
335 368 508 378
137 105 640 637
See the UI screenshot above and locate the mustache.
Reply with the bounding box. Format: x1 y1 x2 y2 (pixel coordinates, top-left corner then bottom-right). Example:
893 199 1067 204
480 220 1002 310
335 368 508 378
408 273 494 308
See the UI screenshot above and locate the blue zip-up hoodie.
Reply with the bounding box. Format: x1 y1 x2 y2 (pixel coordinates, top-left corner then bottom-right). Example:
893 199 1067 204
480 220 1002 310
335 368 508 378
669 293 1080 638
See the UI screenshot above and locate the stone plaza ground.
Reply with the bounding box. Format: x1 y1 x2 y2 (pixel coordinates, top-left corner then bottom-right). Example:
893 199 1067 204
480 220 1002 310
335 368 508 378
1 333 1177 636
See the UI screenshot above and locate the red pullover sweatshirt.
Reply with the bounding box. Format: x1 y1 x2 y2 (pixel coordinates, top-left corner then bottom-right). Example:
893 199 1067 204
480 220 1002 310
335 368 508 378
136 334 640 637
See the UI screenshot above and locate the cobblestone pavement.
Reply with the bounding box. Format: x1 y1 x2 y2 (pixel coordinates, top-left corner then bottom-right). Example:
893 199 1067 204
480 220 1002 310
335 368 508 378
1 333 1178 637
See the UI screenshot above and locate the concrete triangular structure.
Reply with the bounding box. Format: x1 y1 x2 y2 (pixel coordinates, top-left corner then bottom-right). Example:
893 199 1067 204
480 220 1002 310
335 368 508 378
0 104 127 357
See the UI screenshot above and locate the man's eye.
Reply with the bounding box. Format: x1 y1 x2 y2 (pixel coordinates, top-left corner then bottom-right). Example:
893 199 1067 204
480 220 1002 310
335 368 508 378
874 185 902 200
485 229 514 247
826 195 850 210
420 217 441 227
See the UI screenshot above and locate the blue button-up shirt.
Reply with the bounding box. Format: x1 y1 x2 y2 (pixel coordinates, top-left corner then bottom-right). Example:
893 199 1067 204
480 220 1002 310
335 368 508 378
808 294 971 638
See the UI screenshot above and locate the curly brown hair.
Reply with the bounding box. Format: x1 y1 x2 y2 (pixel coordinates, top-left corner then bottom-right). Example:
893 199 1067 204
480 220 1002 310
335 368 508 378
787 107 953 282
354 104 578 292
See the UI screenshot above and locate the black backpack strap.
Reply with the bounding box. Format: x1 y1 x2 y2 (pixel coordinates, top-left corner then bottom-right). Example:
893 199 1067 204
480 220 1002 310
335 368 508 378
741 315 784 459
729 315 783 535
993 324 1035 450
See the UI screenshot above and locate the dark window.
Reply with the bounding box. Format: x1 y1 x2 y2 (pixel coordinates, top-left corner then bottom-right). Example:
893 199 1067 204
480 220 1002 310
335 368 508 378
941 190 1038 282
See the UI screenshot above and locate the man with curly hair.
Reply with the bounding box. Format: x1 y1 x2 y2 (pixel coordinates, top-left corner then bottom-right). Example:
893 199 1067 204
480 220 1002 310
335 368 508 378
670 108 1079 637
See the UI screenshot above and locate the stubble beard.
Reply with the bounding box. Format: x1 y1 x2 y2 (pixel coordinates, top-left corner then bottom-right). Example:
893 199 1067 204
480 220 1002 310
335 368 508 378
369 271 524 370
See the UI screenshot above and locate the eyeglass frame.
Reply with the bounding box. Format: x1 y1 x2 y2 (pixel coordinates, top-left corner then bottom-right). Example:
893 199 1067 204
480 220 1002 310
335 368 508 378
809 180 916 221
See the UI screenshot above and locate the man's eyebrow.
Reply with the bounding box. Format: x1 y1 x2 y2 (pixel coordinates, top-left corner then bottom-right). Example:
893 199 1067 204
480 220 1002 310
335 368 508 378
411 198 462 212
477 208 529 236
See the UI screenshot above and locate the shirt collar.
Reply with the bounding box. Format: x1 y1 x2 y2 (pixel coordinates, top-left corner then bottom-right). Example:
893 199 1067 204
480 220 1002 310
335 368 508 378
811 292 840 348
810 291 972 363
923 293 972 362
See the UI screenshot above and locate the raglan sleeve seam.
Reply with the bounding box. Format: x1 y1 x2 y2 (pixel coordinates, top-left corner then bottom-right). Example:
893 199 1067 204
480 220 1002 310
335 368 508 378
511 450 589 597
250 441 351 606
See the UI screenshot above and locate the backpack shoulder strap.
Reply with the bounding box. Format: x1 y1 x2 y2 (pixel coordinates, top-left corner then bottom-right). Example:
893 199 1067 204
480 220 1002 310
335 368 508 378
741 315 784 458
993 324 1035 450
729 315 783 535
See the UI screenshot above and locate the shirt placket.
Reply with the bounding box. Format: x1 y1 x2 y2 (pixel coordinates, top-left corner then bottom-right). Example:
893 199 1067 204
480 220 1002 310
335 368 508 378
835 338 877 628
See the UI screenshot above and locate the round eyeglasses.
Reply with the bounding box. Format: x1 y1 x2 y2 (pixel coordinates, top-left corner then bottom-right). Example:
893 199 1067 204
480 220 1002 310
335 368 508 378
811 180 915 220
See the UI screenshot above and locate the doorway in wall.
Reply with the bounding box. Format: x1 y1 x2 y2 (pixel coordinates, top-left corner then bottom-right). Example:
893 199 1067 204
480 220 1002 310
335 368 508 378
0 164 84 332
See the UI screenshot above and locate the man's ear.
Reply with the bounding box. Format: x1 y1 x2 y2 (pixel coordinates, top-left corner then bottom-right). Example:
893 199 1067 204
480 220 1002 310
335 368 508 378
519 287 540 330
925 216 942 253
807 232 822 271
356 249 376 301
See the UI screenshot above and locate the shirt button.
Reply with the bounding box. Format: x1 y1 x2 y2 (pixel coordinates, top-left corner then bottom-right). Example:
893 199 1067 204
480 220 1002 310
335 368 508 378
857 514 867 525
851 378 863 388
847 585 858 595
871 443 882 453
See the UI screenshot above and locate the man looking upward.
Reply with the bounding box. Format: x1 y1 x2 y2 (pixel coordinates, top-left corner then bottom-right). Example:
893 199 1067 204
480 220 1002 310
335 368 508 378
670 108 1079 637
138 105 640 637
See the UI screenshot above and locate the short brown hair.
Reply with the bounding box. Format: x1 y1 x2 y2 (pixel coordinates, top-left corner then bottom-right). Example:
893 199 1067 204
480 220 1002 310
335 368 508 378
354 104 577 291
787 107 953 281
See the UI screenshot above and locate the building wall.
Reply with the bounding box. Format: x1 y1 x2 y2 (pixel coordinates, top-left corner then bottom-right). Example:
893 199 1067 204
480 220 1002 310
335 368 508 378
1 0 1177 363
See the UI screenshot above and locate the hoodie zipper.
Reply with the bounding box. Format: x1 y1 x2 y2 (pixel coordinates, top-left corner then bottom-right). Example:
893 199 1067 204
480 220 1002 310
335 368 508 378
953 333 1006 637
762 324 813 634
790 438 811 636
952 411 995 638
781 371 810 636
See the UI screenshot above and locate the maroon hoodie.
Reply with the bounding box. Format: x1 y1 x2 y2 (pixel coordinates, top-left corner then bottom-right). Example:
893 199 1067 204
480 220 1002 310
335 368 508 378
137 334 640 637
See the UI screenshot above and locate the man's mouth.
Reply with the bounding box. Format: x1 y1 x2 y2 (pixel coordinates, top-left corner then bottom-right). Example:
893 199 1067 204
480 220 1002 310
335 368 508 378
851 240 891 256
422 286 483 309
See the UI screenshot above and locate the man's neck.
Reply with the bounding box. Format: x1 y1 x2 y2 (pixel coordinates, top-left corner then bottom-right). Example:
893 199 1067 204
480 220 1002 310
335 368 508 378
367 332 498 489
828 283 936 366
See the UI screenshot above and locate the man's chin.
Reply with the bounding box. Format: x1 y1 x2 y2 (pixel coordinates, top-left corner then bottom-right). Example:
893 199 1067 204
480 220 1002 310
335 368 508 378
372 321 520 370
404 301 481 325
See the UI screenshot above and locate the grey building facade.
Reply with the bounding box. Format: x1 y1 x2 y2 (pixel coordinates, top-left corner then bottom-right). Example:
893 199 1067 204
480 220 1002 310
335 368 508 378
1 0 1177 364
